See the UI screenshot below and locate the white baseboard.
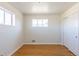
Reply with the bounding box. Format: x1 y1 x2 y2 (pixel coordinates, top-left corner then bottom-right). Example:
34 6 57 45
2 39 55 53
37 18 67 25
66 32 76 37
23 43 63 45
9 43 23 56
64 44 76 56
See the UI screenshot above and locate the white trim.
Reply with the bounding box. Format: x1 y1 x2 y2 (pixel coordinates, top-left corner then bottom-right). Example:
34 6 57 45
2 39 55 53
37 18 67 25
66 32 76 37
64 44 76 56
23 43 63 45
9 43 23 56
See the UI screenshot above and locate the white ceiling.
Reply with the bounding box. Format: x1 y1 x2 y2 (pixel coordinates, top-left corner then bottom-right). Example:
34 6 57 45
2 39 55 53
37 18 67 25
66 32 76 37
10 2 76 14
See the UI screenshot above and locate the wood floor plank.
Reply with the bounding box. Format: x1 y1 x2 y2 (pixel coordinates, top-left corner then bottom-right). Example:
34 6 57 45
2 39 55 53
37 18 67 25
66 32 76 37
12 44 75 56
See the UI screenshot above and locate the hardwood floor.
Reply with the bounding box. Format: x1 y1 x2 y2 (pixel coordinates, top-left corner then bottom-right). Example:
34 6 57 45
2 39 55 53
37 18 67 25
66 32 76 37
12 44 75 56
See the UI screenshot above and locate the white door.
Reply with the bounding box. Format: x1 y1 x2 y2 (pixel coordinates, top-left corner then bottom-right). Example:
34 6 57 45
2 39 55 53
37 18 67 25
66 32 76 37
63 12 79 55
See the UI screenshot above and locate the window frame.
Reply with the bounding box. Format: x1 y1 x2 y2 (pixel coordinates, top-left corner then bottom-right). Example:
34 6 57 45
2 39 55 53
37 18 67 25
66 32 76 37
0 8 5 24
32 19 48 27
4 10 12 25
0 7 15 26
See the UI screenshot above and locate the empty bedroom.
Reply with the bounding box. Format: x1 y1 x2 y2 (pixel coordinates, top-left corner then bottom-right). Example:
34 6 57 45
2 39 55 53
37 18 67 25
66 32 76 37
0 2 79 56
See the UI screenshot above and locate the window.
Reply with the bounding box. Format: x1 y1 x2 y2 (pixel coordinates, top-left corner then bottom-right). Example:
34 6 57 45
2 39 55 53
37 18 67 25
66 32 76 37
43 19 48 27
0 9 4 24
38 19 42 27
5 11 12 25
32 19 38 27
12 14 15 26
32 19 48 27
0 7 15 26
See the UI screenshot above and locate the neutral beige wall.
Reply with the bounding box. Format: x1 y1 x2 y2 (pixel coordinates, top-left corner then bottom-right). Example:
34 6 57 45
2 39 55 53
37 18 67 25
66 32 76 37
24 14 61 44
0 3 23 56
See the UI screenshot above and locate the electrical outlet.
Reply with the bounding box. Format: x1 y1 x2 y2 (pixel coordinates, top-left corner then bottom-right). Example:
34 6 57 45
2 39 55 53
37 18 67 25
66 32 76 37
32 40 36 43
75 36 78 38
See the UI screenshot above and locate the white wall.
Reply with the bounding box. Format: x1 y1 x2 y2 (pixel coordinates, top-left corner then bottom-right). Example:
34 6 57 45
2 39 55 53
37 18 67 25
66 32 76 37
0 2 78 56
61 3 79 55
0 3 23 56
24 14 61 44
